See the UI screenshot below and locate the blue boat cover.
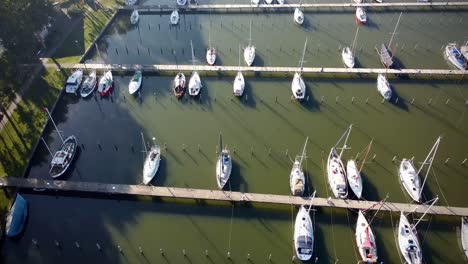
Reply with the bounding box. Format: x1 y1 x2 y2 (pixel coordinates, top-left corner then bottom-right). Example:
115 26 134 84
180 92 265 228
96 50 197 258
5 194 28 237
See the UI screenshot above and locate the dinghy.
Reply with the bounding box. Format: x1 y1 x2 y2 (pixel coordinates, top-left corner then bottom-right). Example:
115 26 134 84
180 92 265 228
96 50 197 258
292 38 307 100
398 213 423 264
445 43 467 70
347 160 363 199
98 70 113 96
128 70 142 95
294 194 315 261
65 68 83 94
5 194 28 238
173 72 186 98
355 210 378 263
233 45 245 97
244 21 255 66
294 7 304 25
355 7 367 24
290 137 308 196
143 145 161 185
80 70 97 98
49 135 77 178
170 10 179 25
462 217 468 258
377 74 392 101
342 47 355 68
327 148 348 199
216 134 232 189
189 40 202 96
130 9 139 24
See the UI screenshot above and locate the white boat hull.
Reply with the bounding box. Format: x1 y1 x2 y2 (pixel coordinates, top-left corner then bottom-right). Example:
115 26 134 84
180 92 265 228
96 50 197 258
233 71 245 96
347 159 363 199
188 71 202 96
65 69 83 94
206 48 216 65
98 70 113 96
327 148 348 199
216 150 232 189
399 159 421 203
130 10 139 24
128 71 142 95
177 0 187 5
244 46 255 66
377 74 392 101
355 7 367 24
342 47 355 68
445 44 467 70
80 71 97 98
291 72 305 100
294 8 304 25
170 10 179 25
290 161 305 196
355 210 378 263
398 213 423 264
173 73 186 98
143 146 161 185
294 206 314 261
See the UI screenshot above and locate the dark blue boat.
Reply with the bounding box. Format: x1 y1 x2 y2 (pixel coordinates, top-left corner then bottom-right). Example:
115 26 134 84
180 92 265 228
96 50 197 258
5 194 28 238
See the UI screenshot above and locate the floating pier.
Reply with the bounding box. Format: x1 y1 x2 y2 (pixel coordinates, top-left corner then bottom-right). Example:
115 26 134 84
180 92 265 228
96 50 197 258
1 177 467 217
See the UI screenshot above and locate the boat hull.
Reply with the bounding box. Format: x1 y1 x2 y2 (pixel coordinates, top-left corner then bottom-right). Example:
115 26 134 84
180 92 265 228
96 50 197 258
233 71 245 96
170 10 179 25
188 71 202 96
462 217 468 258
80 71 97 98
143 146 161 185
290 162 305 196
355 8 367 24
327 148 348 199
206 48 216 65
347 159 363 199
294 8 304 25
98 71 113 96
49 135 78 178
342 47 355 68
398 213 423 264
244 46 255 66
377 74 392 101
294 206 314 261
174 73 186 98
445 44 467 70
380 43 394 68
399 159 421 203
128 71 142 95
291 72 305 100
355 210 378 263
216 151 232 189
5 194 28 238
65 69 83 94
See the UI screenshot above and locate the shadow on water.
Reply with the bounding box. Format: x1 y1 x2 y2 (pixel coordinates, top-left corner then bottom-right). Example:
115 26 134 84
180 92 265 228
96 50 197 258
228 160 248 193
240 80 256 108
389 86 409 112
359 171 381 202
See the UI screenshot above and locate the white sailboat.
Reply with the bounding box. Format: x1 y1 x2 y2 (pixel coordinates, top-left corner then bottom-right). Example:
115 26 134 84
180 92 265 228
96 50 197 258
65 68 83 94
130 9 139 25
355 210 378 263
141 133 161 185
342 26 359 68
98 70 113 96
233 45 245 97
347 139 372 199
206 30 216 65
170 10 179 25
173 72 186 98
216 134 232 189
399 136 441 203
355 7 367 24
327 125 352 199
80 70 97 98
461 217 468 258
380 12 402 68
294 0 304 26
188 40 202 96
445 43 467 70
290 137 308 196
128 70 142 95
397 197 438 264
244 20 256 66
377 73 392 101
294 192 316 261
251 0 260 5
291 38 307 100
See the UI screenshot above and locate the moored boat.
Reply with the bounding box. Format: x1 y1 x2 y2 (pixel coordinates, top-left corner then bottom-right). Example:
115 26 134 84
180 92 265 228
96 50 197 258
188 71 202 96
445 43 467 70
399 159 421 202
290 137 308 196
233 72 245 97
294 7 304 25
98 70 113 96
125 0 137 6
143 145 161 185
355 210 378 263
173 72 186 98
342 47 355 68
80 70 97 98
461 44 468 61
251 0 260 5
355 7 367 24
265 0 273 4
291 72 305 100
347 159 363 199
244 21 255 66
128 70 142 95
130 9 139 24
65 68 83 94
49 135 78 178
294 205 314 261
327 147 348 199
397 212 423 264
170 10 179 25
5 194 28 238
216 134 232 189
206 48 216 66
177 0 187 5
377 74 392 101
277 0 284 4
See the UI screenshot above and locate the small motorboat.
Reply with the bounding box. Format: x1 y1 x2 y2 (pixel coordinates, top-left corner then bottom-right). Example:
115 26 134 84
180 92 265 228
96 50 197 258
398 213 423 264
206 48 216 65
125 0 137 6
233 71 245 97
355 7 367 24
216 134 232 189
355 210 378 263
98 70 113 96
327 147 348 199
380 43 393 68
188 71 202 96
294 8 304 25
173 72 186 98
347 159 362 199
80 70 97 98
49 135 78 178
399 159 421 202
445 43 467 70
461 217 468 258
291 72 305 100
128 70 142 95
5 194 28 238
376 74 392 101
294 205 314 261
342 47 355 68
65 68 83 94
130 9 139 25
143 145 161 185
177 0 187 5
170 10 179 25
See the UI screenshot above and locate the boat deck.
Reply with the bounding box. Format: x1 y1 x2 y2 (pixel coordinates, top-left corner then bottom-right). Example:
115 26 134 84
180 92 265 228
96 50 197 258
1 177 467 217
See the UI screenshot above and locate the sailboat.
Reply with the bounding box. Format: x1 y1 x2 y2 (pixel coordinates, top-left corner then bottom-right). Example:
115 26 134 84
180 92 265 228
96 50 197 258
355 210 378 263
342 26 359 68
206 30 216 65
188 40 202 96
355 7 367 24
173 72 186 98
80 70 97 98
294 192 316 261
65 68 83 94
377 73 392 101
461 217 468 258
291 38 307 100
327 125 352 199
290 137 308 196
397 197 438 264
399 136 441 203
49 135 78 178
347 139 372 199
170 10 179 25
128 70 142 95
294 1 304 25
445 43 467 70
98 70 113 96
277 0 284 4
130 9 139 25
141 133 161 185
380 12 402 68
265 0 273 4
5 194 28 238
233 45 245 97
244 21 256 66
216 134 232 189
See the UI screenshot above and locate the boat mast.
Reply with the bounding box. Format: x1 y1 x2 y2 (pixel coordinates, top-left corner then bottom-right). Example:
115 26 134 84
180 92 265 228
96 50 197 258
335 124 353 158
43 107 64 143
299 136 309 166
238 44 241 70
248 20 252 47
388 12 403 51
41 137 54 158
298 38 308 73
190 40 196 69
358 139 373 173
140 132 148 154
306 190 317 213
411 196 439 231
351 25 360 55
417 136 442 199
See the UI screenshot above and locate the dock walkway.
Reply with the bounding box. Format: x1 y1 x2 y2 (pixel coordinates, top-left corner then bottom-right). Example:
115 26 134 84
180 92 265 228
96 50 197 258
1 177 467 217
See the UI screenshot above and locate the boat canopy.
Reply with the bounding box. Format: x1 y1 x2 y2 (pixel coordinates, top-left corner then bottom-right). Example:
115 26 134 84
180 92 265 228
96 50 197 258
297 236 313 253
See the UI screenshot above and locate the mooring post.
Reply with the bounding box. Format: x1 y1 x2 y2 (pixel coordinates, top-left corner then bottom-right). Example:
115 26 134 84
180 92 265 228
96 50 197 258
392 156 397 163
205 249 209 257
411 98 415 104
445 99 450 105
227 251 231 259
462 158 467 165
96 243 101 251
139 246 143 255
444 157 450 165
75 241 80 249
160 248 164 255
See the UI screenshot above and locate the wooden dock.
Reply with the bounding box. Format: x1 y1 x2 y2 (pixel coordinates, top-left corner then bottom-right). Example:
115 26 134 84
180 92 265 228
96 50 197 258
73 63 468 78
1 177 467 217
121 2 468 12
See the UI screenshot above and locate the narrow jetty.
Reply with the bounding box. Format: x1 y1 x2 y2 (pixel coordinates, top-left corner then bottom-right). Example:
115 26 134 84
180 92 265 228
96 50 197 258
1 177 467 217
72 63 468 77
